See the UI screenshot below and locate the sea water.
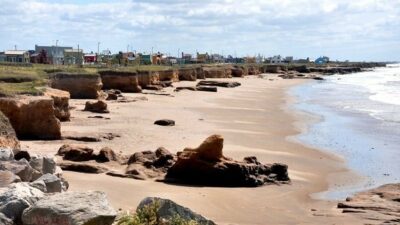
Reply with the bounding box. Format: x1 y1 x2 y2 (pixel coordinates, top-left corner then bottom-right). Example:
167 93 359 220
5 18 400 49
291 64 400 200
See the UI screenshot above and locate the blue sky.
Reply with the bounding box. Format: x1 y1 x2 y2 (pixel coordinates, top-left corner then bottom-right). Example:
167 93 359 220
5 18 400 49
0 0 399 61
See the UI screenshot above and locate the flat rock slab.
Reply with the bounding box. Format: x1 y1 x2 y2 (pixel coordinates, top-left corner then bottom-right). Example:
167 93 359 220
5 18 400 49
58 161 109 174
338 183 400 224
197 80 241 88
22 191 116 225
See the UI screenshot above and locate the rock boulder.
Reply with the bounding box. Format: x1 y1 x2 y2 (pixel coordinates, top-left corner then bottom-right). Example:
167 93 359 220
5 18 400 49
0 111 20 150
22 191 116 225
84 100 109 113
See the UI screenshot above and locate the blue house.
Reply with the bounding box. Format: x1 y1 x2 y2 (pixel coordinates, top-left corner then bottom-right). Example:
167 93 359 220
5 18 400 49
315 56 329 65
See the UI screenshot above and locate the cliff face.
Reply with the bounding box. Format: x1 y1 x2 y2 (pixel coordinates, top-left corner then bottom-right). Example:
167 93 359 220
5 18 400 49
0 96 61 140
0 111 20 151
99 70 142 93
50 73 103 99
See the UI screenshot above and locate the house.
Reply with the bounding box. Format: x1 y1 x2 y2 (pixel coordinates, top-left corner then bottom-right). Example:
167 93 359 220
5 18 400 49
293 58 310 63
270 55 282 64
166 56 178 65
315 56 329 65
35 45 72 64
210 54 224 63
4 50 30 63
0 52 5 62
140 54 152 65
284 56 294 63
64 49 84 65
181 53 192 64
84 53 97 64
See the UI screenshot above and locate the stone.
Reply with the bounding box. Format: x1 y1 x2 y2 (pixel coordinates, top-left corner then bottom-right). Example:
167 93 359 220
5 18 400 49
22 191 117 225
57 144 94 162
49 73 103 99
174 87 197 92
196 86 218 92
0 96 61 140
0 148 14 161
42 156 57 174
137 197 216 225
43 87 71 121
29 180 47 192
165 135 290 187
154 119 175 126
0 212 13 225
0 159 35 182
96 147 119 163
157 69 179 82
197 80 241 88
84 100 109 113
58 161 109 174
35 173 62 193
143 85 163 91
106 92 118 100
14 150 30 161
0 111 20 150
0 183 44 222
0 170 21 188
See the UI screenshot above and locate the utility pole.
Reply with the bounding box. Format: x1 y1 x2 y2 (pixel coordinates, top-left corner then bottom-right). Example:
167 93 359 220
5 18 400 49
97 42 100 64
77 44 80 66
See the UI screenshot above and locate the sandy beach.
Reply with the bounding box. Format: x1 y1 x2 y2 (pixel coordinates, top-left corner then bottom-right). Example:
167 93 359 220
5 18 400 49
21 75 366 224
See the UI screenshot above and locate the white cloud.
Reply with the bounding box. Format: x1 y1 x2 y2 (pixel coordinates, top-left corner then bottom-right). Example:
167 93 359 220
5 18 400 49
0 0 399 61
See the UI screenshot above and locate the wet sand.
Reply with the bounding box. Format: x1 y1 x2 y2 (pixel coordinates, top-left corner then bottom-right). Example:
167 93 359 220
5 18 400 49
22 75 366 224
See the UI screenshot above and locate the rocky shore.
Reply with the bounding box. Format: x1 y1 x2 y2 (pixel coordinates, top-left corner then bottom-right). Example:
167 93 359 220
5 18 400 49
1 62 396 225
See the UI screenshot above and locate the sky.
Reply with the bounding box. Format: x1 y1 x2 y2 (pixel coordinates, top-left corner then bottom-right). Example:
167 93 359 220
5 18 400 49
0 0 399 61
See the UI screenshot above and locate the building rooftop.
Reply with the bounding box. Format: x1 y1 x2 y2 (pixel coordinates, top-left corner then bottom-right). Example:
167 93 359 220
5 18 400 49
5 50 27 55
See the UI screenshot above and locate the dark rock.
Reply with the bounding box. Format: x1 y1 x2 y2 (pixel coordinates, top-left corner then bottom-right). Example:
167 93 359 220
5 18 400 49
143 85 163 91
96 147 119 163
196 86 218 92
57 144 94 162
35 174 63 193
165 135 290 187
58 161 109 174
174 86 197 92
137 197 216 225
63 135 101 142
106 93 118 100
14 150 31 161
154 119 175 126
84 100 109 113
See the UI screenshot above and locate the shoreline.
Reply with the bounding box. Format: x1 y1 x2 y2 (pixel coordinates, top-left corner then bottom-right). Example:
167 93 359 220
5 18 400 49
21 75 365 224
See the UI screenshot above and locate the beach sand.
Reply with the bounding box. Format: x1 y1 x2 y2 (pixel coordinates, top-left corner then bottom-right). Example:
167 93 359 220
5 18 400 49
22 75 366 224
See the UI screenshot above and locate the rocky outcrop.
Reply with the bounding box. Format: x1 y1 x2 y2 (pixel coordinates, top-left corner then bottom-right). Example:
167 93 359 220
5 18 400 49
164 135 290 187
123 148 176 180
178 68 197 81
99 70 142 93
84 100 109 113
137 71 160 88
175 86 217 92
22 191 116 225
263 65 287 73
0 159 35 182
57 144 94 162
231 66 245 77
43 88 71 121
248 65 261 75
58 161 109 174
203 67 231 78
0 111 20 151
137 197 216 225
0 96 61 140
49 73 103 99
154 119 175 126
197 80 241 88
157 69 179 82
338 183 400 224
195 67 205 79
96 147 120 163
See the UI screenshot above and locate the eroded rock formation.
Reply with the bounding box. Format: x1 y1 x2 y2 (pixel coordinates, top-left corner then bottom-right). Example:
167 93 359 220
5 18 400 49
0 96 61 140
0 111 20 150
49 73 103 99
164 134 290 187
43 88 71 121
99 70 142 93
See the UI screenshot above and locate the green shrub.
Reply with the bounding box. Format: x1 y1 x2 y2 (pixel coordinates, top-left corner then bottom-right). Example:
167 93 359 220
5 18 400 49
116 201 200 225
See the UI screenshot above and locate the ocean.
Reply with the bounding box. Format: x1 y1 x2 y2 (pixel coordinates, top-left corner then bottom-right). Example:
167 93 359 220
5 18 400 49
291 64 400 200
